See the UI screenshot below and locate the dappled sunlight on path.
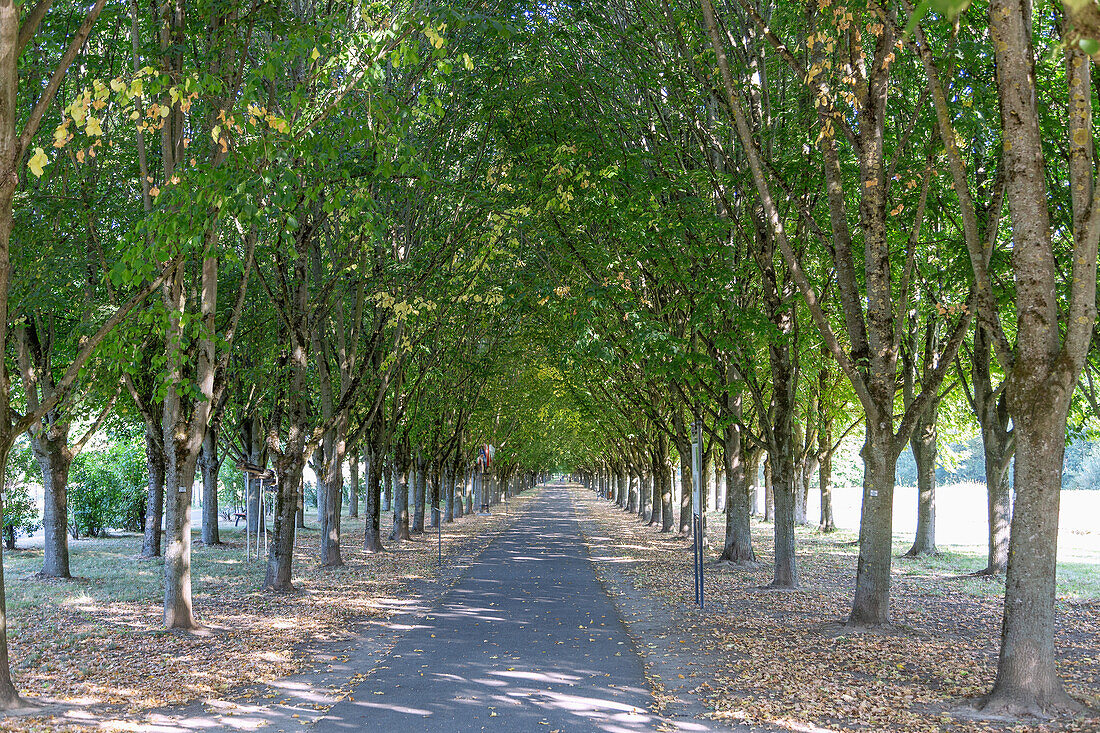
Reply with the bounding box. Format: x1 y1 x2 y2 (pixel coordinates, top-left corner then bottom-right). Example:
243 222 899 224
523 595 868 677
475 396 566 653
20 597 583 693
313 484 708 732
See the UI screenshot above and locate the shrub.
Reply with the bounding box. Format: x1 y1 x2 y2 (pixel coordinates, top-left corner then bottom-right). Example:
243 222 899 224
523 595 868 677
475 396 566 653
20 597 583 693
1068 441 1100 491
2 481 40 550
69 432 147 538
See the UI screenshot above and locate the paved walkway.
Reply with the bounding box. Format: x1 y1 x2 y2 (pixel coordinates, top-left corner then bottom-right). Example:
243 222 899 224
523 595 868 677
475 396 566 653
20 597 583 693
313 484 660 732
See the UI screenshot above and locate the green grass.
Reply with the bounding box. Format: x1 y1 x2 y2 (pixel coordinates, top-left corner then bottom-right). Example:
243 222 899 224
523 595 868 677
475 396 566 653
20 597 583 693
705 508 1100 602
0 522 318 624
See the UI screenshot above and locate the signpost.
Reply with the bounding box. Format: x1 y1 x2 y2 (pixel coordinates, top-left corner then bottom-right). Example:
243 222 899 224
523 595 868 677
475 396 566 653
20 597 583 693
691 419 704 610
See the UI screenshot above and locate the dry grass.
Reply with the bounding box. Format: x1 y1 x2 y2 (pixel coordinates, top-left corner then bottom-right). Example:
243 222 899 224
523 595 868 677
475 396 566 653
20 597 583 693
1 500 528 731
574 487 1100 733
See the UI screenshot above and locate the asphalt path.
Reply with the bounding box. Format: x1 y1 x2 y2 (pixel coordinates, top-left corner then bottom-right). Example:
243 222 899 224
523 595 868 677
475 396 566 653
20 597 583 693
312 483 660 732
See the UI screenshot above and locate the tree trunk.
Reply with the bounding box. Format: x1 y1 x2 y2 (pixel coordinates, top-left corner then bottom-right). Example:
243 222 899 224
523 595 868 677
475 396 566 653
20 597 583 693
411 451 425 534
794 462 809 525
718 418 754 565
793 426 808 526
647 464 659 525
444 462 455 523
141 423 165 557
391 447 411 541
848 423 898 627
673 414 692 534
265 454 304 591
429 462 441 528
746 448 761 515
32 432 72 578
0 441 23 708
160 259 205 631
199 423 220 546
162 436 201 630
626 467 638 514
383 455 393 512
819 415 835 532
982 390 1077 714
454 467 465 519
981 422 1012 574
318 424 346 568
654 437 673 532
715 464 725 516
349 454 359 518
972 326 1013 574
768 394 799 588
905 398 937 556
296 476 305 528
763 455 773 521
245 415 263 535
364 443 384 553
978 0 1097 710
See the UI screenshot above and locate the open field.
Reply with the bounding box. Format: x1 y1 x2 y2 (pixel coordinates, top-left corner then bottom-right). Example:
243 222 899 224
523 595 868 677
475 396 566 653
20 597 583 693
816 483 1100 566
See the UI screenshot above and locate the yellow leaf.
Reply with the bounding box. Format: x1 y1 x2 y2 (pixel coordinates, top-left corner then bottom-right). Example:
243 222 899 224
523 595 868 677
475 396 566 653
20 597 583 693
311 47 320 61
28 147 47 177
85 117 103 137
462 53 473 70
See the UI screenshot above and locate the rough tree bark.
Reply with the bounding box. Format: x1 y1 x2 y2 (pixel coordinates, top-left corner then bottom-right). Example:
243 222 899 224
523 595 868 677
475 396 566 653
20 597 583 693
905 399 938 557
383 454 393 511
818 418 835 533
444 460 455 523
318 424 345 567
141 422 166 556
364 439 385 553
199 420 221 546
717 395 755 565
967 325 1013 574
672 412 693 535
411 450 426 533
975 0 1098 713
391 443 411 541
349 454 359 518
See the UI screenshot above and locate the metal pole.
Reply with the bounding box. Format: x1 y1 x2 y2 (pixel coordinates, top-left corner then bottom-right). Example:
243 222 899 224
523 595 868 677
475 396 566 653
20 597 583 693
262 480 269 556
692 418 704 610
244 468 251 562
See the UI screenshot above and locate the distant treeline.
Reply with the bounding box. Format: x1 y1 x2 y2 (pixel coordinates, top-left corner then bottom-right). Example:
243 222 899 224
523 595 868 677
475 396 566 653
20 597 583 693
892 438 1100 490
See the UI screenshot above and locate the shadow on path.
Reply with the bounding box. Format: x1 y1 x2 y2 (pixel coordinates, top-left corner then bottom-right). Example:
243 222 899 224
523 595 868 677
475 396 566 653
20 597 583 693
314 484 704 732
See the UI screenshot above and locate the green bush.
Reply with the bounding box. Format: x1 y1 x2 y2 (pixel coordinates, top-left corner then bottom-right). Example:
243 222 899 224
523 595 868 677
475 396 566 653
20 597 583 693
2 481 40 550
69 432 147 538
1068 441 1100 491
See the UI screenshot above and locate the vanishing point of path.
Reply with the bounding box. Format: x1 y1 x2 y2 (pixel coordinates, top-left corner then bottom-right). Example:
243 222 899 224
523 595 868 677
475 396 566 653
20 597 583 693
313 483 661 732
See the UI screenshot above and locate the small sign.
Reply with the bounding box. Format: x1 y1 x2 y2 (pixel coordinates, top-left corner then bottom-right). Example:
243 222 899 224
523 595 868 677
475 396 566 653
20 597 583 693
178 485 187 493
